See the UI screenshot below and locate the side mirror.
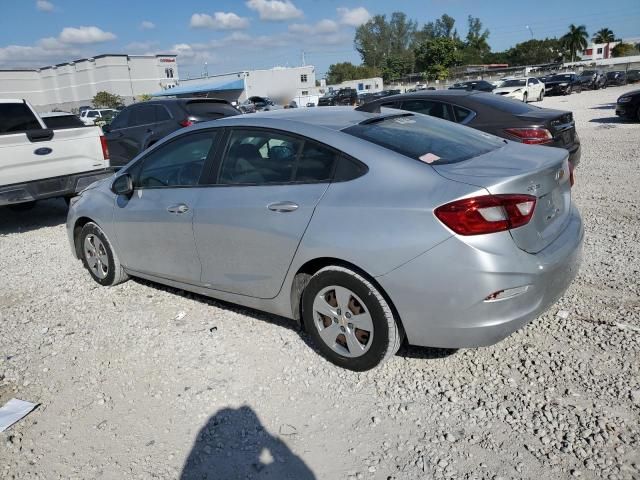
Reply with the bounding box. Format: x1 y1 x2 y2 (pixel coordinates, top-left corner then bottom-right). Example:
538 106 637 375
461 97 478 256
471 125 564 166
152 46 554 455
111 173 133 196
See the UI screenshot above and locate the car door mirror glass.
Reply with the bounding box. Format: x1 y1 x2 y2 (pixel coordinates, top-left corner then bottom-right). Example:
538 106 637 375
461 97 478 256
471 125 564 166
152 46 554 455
111 174 134 196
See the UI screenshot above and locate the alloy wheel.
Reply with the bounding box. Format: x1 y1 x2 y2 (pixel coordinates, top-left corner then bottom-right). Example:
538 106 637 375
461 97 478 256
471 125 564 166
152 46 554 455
84 234 109 279
312 285 374 358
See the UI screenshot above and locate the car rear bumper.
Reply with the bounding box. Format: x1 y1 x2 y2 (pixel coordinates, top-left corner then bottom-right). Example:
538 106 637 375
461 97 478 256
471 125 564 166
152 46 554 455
0 168 114 206
376 205 583 348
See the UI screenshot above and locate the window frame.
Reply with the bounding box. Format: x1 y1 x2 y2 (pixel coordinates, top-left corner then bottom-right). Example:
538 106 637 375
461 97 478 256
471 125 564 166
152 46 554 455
398 99 454 122
123 129 222 190
199 126 367 187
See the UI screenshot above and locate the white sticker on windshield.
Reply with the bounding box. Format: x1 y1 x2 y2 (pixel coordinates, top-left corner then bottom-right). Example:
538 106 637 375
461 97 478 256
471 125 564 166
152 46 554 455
419 153 440 164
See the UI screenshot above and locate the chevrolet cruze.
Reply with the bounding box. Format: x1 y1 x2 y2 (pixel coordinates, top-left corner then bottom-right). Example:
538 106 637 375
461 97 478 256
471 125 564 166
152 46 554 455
67 108 583 371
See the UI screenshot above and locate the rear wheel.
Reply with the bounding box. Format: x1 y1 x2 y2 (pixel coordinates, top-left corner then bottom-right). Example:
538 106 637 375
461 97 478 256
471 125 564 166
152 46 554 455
301 266 402 371
523 92 528 103
78 222 129 286
565 86 573 95
538 89 544 101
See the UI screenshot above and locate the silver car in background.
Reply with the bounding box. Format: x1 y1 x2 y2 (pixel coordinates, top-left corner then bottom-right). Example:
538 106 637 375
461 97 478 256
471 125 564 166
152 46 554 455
67 108 583 371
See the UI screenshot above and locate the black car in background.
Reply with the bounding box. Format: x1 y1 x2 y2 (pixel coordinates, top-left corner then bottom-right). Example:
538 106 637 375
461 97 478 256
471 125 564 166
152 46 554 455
358 90 581 168
615 89 640 121
318 88 358 106
104 98 240 167
543 73 582 95
448 80 495 92
627 70 640 83
605 71 627 86
577 70 607 90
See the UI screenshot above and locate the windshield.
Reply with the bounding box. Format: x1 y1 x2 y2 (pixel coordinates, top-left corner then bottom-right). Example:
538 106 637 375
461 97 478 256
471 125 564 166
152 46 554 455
344 113 504 165
549 75 572 81
501 79 526 87
322 91 337 98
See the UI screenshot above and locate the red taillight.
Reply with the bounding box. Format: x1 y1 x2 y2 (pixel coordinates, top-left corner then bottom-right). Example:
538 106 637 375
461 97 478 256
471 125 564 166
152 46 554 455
99 135 109 160
179 119 194 127
504 127 553 145
435 194 537 236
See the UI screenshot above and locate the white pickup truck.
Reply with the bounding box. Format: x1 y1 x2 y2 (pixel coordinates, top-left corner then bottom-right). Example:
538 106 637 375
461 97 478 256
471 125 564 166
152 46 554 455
0 99 113 207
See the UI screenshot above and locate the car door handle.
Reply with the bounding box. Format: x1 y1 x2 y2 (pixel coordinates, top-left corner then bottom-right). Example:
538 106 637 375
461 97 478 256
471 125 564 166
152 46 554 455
267 201 299 213
167 203 190 214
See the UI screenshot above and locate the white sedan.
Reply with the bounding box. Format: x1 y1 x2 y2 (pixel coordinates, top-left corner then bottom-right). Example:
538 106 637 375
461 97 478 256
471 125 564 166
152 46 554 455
493 77 545 102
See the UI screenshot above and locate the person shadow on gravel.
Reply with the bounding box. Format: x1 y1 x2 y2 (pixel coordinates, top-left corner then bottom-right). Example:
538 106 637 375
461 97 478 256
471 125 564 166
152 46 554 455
180 405 316 480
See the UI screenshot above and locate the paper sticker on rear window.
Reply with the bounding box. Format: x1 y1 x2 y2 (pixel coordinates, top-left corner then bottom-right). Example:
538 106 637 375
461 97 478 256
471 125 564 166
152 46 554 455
419 153 440 164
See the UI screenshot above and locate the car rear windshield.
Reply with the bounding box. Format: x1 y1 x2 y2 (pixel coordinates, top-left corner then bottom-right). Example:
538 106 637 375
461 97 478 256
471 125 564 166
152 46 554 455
42 114 85 129
344 114 504 165
185 101 239 118
471 93 536 114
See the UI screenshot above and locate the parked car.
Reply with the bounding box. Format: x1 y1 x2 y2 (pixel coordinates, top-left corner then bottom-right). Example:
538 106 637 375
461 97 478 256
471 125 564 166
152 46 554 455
577 70 607 90
615 89 640 121
80 108 119 126
626 70 640 83
238 99 257 114
543 73 582 96
448 80 495 92
103 98 240 167
40 111 85 129
244 96 281 112
493 77 545 102
68 107 583 371
605 71 627 86
318 88 358 106
0 99 111 208
358 90 581 168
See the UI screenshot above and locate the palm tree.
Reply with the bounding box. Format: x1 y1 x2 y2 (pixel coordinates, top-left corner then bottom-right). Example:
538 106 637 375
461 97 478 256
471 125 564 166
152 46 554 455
593 28 615 43
561 24 589 63
593 28 617 59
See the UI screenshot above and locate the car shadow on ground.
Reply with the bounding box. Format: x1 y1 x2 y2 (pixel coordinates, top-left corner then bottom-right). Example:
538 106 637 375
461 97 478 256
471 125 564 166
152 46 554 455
0 199 67 235
589 117 625 124
180 405 316 480
134 277 457 363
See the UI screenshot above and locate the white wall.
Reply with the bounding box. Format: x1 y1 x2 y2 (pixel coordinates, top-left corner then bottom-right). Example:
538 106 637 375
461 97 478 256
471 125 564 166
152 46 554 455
0 55 179 112
327 77 383 94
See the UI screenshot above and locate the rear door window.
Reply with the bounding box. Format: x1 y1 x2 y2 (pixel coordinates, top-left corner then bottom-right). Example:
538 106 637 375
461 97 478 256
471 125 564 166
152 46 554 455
131 105 155 126
399 100 452 121
109 109 130 129
344 114 504 165
0 103 41 133
186 101 239 119
155 105 172 122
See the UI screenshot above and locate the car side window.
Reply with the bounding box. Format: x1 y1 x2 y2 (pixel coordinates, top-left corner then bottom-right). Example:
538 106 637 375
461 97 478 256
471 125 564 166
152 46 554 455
0 103 42 133
155 105 171 122
400 100 452 121
87 111 99 118
131 105 155 126
452 105 474 124
528 78 536 85
109 109 130 129
380 101 401 109
133 131 217 188
295 141 337 183
219 130 303 185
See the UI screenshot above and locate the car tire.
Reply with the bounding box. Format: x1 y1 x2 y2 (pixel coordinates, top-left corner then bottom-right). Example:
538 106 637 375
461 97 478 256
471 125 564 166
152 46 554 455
523 92 528 103
301 266 402 371
636 106 640 122
78 222 129 287
539 90 544 101
566 86 573 95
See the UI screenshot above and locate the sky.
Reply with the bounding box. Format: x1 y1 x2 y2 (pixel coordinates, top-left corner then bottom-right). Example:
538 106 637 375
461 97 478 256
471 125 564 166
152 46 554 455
1 0 639 78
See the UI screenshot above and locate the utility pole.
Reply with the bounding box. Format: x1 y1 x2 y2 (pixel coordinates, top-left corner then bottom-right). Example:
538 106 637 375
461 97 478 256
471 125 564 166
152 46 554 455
526 25 534 39
301 50 306 66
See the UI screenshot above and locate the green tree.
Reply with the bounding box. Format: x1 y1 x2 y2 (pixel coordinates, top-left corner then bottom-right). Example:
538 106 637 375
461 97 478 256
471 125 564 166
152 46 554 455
611 42 638 57
381 51 415 82
92 91 124 109
461 16 491 64
326 62 380 84
593 28 616 43
354 12 417 69
561 24 589 62
499 38 566 66
414 37 461 80
417 14 458 42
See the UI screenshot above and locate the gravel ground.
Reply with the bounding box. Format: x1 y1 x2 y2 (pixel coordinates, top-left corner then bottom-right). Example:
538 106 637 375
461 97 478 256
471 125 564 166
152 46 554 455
1 85 639 480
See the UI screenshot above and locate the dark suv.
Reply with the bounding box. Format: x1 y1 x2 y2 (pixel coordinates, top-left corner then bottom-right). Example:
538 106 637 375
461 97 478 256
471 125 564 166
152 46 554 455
104 98 240 167
318 88 358 106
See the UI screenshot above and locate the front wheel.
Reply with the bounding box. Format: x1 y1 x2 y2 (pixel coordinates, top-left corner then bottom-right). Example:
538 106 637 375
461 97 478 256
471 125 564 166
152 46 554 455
565 86 573 95
301 266 402 371
78 222 129 286
538 90 544 101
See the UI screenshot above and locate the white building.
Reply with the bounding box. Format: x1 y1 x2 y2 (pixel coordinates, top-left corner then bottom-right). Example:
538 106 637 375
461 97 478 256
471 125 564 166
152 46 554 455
580 37 640 61
153 65 316 106
0 54 179 112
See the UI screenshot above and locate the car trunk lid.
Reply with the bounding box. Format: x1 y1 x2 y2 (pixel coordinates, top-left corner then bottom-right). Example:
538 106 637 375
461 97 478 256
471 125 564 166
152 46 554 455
433 142 571 254
515 109 576 147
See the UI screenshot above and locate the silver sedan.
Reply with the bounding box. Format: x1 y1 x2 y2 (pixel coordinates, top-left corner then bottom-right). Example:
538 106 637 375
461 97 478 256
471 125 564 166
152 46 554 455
67 107 583 371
